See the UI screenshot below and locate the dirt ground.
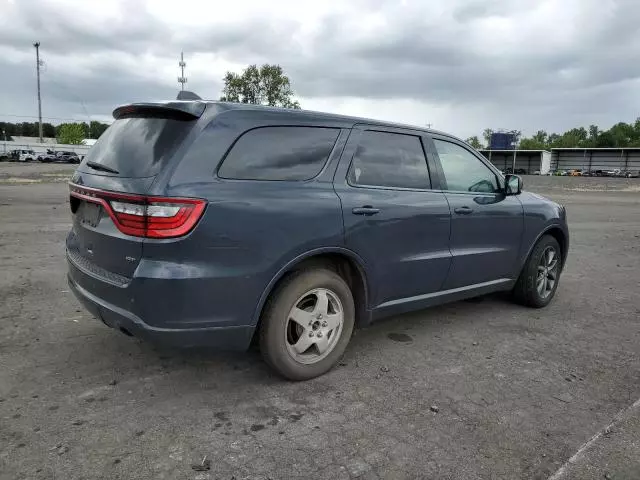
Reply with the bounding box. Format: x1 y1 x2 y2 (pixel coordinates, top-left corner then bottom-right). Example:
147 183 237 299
1 167 639 480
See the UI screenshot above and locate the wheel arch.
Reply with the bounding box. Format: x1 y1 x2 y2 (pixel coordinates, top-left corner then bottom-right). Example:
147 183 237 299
523 224 569 272
252 248 372 332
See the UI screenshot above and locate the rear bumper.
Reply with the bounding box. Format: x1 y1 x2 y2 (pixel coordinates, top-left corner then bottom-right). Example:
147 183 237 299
67 257 255 350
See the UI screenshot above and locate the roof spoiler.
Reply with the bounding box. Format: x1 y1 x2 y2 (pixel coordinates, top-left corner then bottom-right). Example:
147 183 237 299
113 101 206 120
176 90 202 101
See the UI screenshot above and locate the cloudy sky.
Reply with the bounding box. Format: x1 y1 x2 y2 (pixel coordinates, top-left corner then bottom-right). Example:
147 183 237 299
1 0 639 138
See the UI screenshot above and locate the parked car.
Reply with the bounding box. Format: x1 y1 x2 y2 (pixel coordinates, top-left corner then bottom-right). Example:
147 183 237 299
56 151 81 164
66 97 570 380
604 169 623 177
37 149 57 163
16 149 36 162
37 150 80 163
569 169 583 176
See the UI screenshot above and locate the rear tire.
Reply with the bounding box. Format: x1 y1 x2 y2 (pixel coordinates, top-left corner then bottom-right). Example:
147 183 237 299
259 268 355 381
513 235 562 308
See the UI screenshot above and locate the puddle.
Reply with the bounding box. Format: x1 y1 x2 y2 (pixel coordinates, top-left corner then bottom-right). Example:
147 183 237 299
387 332 413 343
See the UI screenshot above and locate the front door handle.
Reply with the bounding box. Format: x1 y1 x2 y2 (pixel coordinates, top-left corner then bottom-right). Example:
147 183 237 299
454 206 473 215
352 206 380 216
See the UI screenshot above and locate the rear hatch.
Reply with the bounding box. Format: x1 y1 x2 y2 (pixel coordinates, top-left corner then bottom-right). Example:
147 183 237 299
68 102 206 280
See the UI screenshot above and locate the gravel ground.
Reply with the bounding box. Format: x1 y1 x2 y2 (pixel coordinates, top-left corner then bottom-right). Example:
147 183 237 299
0 168 639 480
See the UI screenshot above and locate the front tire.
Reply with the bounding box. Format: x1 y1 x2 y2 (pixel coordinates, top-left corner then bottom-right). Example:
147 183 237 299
259 268 355 381
513 235 562 308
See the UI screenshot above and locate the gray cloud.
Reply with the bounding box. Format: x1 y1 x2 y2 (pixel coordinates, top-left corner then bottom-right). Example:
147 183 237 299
1 0 639 137
0 1 165 55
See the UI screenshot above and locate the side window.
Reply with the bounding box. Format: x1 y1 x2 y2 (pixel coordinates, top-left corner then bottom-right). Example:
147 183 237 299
433 140 499 193
348 131 430 189
218 126 339 181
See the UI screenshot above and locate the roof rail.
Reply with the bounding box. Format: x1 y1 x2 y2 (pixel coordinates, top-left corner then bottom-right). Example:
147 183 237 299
176 90 202 101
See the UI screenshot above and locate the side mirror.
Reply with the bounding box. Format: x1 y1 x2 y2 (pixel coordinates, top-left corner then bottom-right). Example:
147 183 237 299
504 174 522 195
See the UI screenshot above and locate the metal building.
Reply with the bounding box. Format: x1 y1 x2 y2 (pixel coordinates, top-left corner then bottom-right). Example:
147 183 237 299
551 148 640 174
479 149 551 175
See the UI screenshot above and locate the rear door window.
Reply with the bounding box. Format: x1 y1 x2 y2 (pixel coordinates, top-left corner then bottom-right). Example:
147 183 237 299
348 130 431 189
80 117 194 177
218 126 340 181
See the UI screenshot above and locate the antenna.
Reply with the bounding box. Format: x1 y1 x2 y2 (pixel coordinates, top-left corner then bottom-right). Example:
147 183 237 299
178 51 187 91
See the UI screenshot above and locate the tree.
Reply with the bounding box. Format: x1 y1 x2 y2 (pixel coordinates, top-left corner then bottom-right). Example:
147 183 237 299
42 123 56 138
588 125 600 147
56 123 86 145
465 136 483 149
89 121 109 139
608 122 634 147
519 138 546 150
220 64 301 109
595 131 615 147
532 130 548 145
482 128 493 147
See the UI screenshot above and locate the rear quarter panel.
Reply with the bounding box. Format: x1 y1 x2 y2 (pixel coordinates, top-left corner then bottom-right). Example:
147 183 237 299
138 113 351 330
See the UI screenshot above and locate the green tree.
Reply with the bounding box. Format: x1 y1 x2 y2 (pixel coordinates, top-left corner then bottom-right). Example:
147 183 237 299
220 64 301 109
42 123 56 138
56 123 86 145
465 136 483 149
547 133 561 147
608 122 634 147
532 130 548 145
89 121 109 139
482 128 493 147
16 122 37 136
587 125 599 147
632 118 640 145
0 122 16 138
519 130 547 150
519 138 546 150
595 131 615 147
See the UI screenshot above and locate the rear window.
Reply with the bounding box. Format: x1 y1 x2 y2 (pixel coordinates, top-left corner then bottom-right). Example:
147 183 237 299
80 117 193 177
218 126 340 181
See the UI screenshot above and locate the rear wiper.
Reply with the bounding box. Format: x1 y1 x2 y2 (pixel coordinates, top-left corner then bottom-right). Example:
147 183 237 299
86 161 119 174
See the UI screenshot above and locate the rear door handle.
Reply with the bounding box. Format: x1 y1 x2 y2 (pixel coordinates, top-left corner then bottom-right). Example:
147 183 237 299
454 206 473 215
352 206 380 216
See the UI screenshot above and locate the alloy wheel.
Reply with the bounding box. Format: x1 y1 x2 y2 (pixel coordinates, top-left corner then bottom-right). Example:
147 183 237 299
537 246 559 299
284 288 344 365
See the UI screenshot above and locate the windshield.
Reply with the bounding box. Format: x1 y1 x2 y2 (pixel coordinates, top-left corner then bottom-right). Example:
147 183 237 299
80 117 193 177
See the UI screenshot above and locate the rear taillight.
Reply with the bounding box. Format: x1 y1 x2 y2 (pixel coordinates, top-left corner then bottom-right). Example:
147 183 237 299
69 184 206 239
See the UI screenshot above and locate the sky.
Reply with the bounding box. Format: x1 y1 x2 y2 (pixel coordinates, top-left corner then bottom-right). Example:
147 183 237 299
1 0 639 139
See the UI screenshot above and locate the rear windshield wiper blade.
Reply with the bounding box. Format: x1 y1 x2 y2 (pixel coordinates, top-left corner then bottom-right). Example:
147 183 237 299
86 161 119 174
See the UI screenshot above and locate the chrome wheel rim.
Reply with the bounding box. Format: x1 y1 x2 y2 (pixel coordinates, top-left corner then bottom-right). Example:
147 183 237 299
537 246 559 299
285 288 344 365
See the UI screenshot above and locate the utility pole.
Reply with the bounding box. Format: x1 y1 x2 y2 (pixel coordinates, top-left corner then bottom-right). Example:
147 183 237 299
426 123 433 129
511 132 518 173
33 42 43 143
178 51 187 91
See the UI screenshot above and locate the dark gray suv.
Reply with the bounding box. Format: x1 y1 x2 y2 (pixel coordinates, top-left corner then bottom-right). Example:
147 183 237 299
66 98 569 380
